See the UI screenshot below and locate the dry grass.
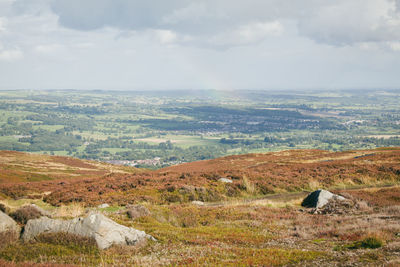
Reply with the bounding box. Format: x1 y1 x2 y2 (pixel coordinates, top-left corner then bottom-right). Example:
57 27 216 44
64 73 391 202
0 150 138 184
0 194 399 266
0 148 400 265
0 232 19 249
52 203 85 218
243 175 256 194
1 148 399 207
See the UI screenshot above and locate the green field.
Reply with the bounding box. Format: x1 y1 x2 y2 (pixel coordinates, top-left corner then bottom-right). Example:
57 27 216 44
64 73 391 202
0 89 399 167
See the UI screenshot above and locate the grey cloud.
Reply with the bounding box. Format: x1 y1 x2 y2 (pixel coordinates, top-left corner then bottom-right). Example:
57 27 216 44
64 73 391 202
12 0 400 47
11 0 52 16
297 0 400 45
50 0 189 31
50 0 299 34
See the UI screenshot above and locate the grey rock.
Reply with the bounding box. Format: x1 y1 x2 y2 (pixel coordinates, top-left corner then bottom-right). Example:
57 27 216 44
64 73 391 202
218 178 233 183
23 212 155 249
0 210 20 238
301 189 345 209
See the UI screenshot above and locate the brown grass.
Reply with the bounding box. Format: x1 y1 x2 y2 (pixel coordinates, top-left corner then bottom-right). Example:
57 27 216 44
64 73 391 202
52 203 85 218
0 148 400 207
0 232 19 249
0 150 139 184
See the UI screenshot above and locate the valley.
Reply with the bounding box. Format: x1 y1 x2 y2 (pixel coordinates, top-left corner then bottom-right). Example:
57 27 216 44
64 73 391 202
1 89 400 168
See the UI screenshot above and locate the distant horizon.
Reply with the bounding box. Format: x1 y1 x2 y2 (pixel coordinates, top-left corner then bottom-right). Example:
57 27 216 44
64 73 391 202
1 88 400 93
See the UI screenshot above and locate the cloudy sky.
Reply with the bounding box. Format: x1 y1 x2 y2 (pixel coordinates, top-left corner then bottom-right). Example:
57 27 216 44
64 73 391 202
1 0 400 90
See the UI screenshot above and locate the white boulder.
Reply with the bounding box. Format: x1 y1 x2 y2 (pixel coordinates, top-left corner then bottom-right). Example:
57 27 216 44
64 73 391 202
23 212 155 249
218 178 233 183
301 189 345 209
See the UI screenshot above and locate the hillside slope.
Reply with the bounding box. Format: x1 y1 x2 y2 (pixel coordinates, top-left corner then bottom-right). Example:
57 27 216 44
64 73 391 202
0 148 399 205
0 150 140 184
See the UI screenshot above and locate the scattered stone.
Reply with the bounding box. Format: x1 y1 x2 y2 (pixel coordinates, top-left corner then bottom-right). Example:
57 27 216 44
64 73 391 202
126 205 150 220
0 211 20 240
98 203 110 209
23 212 155 249
192 201 205 206
301 189 345 209
316 197 355 215
218 178 233 183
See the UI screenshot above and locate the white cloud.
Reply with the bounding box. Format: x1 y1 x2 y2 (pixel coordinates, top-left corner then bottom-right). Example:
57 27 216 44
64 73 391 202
0 17 7 32
237 21 283 41
34 44 64 54
152 29 178 45
0 48 23 61
208 21 284 47
388 41 400 51
298 0 400 45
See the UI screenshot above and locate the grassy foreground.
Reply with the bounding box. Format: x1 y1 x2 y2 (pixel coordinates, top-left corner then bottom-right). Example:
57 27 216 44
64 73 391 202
0 148 400 266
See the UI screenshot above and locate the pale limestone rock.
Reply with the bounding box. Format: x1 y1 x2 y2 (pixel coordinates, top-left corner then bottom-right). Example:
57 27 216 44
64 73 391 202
0 210 20 239
23 212 155 249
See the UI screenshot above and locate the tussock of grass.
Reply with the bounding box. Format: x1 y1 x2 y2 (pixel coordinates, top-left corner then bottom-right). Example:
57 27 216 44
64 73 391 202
347 236 384 250
53 202 85 218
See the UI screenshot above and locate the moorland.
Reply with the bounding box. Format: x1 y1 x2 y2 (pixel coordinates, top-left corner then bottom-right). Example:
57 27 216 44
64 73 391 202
0 148 400 266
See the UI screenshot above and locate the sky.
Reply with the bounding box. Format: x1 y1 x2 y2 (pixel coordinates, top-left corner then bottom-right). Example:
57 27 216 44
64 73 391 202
0 0 400 91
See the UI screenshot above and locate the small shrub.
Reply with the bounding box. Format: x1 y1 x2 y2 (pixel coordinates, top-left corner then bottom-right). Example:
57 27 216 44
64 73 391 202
10 205 42 225
126 205 151 220
0 203 8 213
348 236 384 249
360 236 384 249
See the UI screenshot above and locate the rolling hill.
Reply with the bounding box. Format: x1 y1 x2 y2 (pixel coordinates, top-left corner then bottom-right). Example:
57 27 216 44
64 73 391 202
1 148 399 206
0 150 141 184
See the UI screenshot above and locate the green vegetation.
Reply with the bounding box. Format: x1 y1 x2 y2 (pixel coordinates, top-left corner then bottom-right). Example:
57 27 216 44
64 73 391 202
348 236 384 249
0 89 400 167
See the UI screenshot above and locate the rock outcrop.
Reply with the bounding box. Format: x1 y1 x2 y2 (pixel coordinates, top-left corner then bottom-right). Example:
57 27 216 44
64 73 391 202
0 210 20 240
301 189 345 209
23 212 155 249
